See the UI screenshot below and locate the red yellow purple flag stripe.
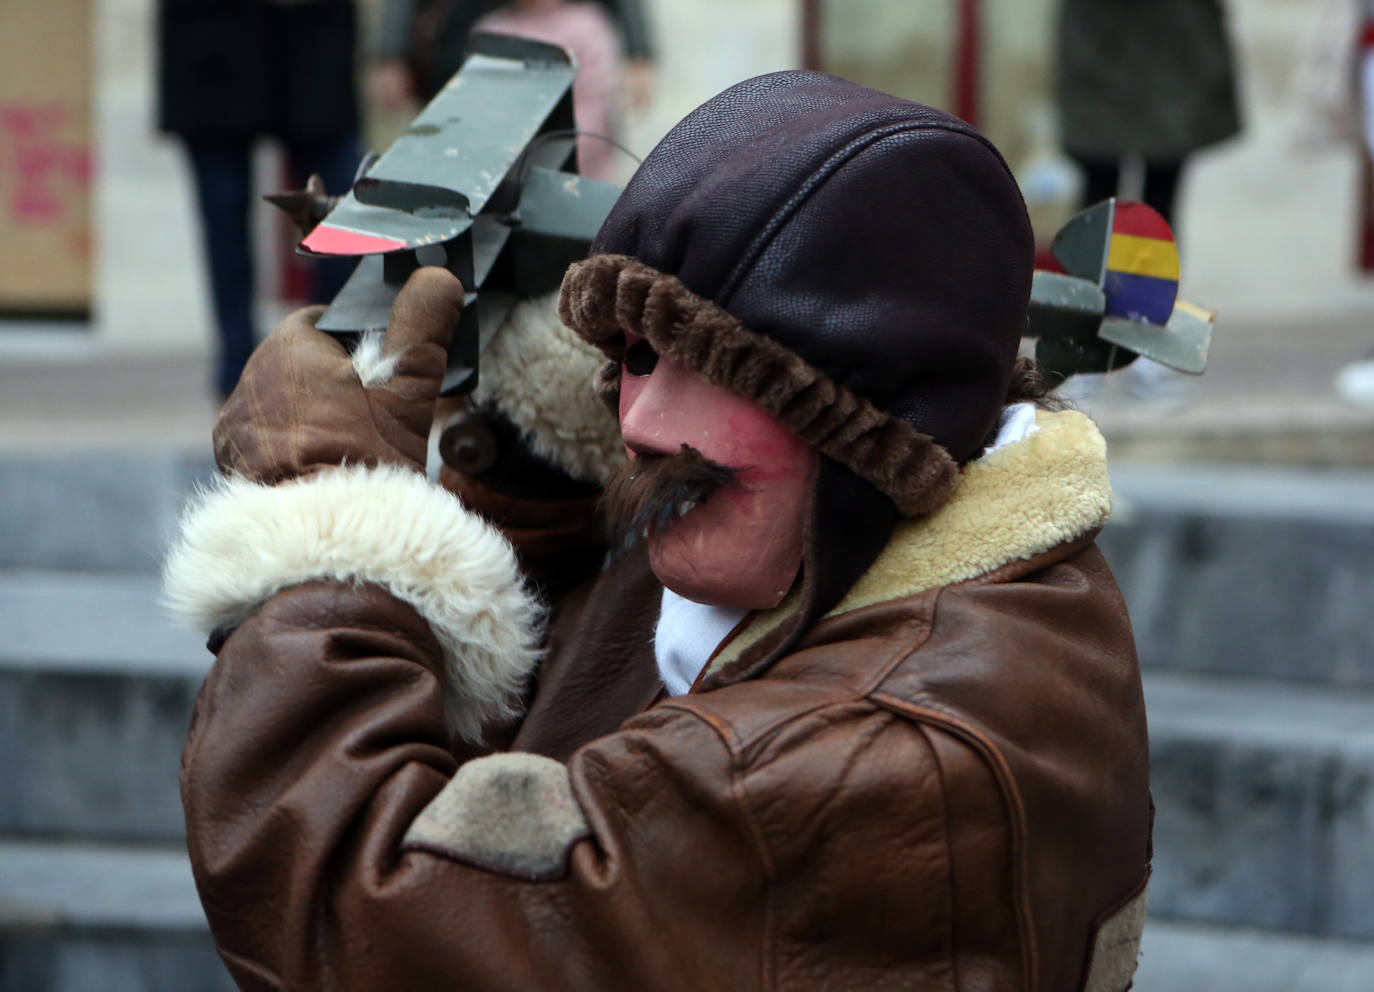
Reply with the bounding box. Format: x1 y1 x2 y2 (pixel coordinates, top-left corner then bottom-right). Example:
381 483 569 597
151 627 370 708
1103 201 1179 324
1110 200 1174 240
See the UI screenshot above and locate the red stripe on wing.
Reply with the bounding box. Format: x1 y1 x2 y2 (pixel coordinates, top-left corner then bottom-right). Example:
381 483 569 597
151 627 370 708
302 224 408 256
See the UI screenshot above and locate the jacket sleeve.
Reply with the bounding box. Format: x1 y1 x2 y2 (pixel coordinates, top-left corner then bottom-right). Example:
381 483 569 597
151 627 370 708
179 578 769 992
167 462 985 990
166 462 766 989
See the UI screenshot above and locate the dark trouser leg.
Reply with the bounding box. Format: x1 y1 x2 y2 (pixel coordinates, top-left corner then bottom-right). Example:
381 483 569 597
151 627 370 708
184 137 256 399
1074 156 1185 232
1074 156 1121 208
1141 159 1184 231
285 134 364 303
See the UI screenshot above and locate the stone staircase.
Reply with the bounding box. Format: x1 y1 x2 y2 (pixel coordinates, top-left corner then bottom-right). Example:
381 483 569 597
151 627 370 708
0 454 234 992
1 452 1372 990
1101 464 1374 988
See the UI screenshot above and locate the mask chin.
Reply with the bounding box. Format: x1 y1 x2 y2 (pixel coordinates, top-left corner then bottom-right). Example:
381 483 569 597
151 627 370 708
639 455 814 611
696 455 898 688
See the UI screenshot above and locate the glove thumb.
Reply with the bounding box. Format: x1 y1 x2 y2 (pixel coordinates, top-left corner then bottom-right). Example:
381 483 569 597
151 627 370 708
375 266 465 379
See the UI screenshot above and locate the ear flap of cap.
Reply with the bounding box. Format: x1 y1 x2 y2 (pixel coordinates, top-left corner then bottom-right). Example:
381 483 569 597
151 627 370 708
696 456 896 690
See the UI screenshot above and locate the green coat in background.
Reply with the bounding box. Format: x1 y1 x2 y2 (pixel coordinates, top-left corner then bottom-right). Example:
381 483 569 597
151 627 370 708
1056 0 1242 162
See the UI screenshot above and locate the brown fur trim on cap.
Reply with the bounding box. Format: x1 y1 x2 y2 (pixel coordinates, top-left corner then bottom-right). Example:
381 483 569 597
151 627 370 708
559 254 960 517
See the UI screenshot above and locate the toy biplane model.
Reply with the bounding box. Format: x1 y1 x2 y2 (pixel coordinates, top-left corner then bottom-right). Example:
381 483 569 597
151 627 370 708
268 33 620 395
1028 198 1214 383
270 36 1213 397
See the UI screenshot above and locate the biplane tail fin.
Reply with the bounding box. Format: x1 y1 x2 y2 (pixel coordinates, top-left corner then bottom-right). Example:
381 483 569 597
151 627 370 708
1028 198 1214 383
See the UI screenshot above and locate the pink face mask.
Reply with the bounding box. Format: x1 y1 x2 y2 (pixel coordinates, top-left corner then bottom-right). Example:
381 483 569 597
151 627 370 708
618 336 818 610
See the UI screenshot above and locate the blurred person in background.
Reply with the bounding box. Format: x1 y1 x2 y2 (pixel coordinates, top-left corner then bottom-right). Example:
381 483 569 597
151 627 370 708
1292 0 1374 406
472 0 625 182
370 0 654 117
1056 0 1240 401
158 0 364 400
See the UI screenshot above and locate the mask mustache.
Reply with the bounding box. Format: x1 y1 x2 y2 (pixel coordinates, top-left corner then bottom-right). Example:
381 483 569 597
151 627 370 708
600 444 743 559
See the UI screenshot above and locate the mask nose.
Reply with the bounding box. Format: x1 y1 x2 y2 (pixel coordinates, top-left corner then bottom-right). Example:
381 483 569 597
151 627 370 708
618 348 690 455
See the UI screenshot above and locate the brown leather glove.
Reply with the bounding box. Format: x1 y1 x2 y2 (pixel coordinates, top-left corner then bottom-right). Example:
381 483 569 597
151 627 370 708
214 267 464 483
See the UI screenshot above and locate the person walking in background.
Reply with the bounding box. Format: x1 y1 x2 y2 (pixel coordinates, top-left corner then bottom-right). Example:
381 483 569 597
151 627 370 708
158 0 364 400
370 0 654 116
1292 0 1374 405
1056 0 1241 400
472 0 624 181
1056 0 1240 227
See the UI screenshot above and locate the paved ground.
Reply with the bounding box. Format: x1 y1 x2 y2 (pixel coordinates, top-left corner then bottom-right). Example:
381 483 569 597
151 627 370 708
3 303 1372 465
1077 305 1374 468
6 0 1371 465
0 348 218 455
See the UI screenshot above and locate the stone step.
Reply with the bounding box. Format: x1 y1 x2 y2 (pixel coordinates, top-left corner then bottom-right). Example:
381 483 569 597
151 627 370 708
0 571 208 841
1102 464 1374 688
0 453 211 576
1144 670 1374 940
4 451 1370 688
1137 917 1374 992
0 838 233 992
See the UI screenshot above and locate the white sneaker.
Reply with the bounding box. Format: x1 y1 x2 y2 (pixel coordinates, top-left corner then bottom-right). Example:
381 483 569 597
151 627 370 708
1335 357 1374 407
1056 372 1105 408
1124 358 1193 407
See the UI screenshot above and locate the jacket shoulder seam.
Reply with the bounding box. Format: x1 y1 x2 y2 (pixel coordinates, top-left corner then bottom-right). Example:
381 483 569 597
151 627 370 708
868 690 1039 992
915 721 963 992
640 700 780 989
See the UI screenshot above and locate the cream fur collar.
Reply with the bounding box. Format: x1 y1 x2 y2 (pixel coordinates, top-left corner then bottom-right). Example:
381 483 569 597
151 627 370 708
831 406 1112 615
466 292 625 486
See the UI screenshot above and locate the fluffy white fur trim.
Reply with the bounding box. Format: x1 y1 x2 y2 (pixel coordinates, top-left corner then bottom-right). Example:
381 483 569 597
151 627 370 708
350 330 401 388
469 292 624 485
162 464 543 743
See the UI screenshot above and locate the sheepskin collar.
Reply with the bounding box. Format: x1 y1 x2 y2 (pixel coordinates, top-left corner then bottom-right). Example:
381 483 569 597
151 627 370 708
698 408 1113 688
467 291 624 487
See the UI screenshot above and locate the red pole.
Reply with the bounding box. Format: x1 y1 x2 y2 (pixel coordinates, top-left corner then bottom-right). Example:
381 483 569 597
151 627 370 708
801 0 823 71
951 0 981 127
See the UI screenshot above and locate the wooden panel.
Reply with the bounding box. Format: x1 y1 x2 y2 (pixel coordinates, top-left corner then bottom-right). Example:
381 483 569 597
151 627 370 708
0 0 93 314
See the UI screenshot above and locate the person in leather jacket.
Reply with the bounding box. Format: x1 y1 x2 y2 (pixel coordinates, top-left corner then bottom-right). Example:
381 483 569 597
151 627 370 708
166 71 1151 991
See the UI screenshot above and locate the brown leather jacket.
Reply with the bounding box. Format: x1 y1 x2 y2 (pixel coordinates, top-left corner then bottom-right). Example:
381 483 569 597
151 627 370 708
174 409 1150 991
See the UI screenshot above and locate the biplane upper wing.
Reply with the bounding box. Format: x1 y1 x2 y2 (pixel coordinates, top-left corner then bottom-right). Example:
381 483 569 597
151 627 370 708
300 35 577 258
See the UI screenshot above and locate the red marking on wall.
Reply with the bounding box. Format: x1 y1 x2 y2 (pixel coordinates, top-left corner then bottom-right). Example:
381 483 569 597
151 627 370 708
0 102 92 226
69 229 92 261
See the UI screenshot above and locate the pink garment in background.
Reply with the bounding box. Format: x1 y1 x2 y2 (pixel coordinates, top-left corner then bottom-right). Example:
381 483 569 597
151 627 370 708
475 3 624 181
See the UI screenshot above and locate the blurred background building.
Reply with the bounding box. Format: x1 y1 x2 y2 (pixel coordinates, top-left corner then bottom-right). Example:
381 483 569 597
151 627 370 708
1 1 1372 989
